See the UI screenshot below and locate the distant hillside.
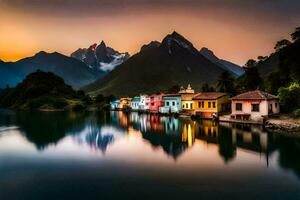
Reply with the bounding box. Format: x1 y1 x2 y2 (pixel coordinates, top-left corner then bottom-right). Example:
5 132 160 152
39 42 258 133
0 51 103 89
0 71 78 110
84 31 227 97
199 47 244 77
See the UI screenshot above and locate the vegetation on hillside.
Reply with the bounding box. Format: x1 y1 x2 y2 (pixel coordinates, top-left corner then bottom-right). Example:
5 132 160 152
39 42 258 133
0 71 109 111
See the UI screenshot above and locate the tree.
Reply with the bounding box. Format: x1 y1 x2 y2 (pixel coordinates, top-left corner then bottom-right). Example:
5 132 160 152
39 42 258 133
217 71 235 95
237 65 263 92
278 82 300 113
244 59 257 68
274 39 291 52
167 85 180 93
257 56 268 62
291 27 300 42
201 82 215 92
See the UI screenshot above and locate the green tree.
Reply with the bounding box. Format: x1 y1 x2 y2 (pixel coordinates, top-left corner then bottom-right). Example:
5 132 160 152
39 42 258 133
217 71 235 95
278 82 300 113
291 27 300 42
274 39 291 52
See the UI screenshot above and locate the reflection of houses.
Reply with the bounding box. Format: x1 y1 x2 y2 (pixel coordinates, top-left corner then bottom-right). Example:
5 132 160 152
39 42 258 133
159 94 182 113
193 92 229 118
110 99 119 110
179 84 196 115
231 90 280 121
197 120 219 143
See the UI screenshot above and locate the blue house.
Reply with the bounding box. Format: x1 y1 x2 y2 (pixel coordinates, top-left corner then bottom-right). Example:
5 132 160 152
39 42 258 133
159 94 182 113
131 96 140 111
110 99 120 110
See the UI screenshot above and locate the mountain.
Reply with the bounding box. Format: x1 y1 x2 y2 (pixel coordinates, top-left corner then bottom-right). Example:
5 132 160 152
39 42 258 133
199 47 244 77
71 41 130 72
0 51 103 89
84 31 227 97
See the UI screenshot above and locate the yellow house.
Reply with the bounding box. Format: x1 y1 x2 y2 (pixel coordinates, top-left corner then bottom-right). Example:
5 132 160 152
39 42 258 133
192 92 230 118
179 84 197 115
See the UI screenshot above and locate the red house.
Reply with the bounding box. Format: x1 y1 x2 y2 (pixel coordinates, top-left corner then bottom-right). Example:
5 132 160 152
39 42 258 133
149 93 165 113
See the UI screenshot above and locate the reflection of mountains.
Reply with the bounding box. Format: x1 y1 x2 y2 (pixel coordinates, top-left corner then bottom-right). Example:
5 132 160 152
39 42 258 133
75 125 126 153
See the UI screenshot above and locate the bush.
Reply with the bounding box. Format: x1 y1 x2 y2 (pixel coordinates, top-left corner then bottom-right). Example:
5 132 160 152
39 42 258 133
27 96 68 110
293 109 300 118
72 103 85 111
278 82 300 113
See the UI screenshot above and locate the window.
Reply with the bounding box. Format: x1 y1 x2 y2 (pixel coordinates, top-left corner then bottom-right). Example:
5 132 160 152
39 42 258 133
202 101 204 108
183 104 185 108
236 103 242 111
186 103 188 108
252 104 260 112
208 102 211 108
198 101 201 108
190 103 193 109
275 103 278 108
212 102 216 108
151 103 154 106
172 101 175 106
166 101 169 106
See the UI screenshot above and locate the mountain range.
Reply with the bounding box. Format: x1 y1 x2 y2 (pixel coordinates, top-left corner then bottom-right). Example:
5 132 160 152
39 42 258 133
84 31 243 96
71 41 129 72
0 51 103 89
199 47 244 77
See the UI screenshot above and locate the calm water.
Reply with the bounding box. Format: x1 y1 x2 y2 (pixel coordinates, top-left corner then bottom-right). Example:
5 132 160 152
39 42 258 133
0 110 300 200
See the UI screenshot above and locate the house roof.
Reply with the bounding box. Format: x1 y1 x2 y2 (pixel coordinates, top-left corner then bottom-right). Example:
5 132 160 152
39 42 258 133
231 90 278 100
131 97 140 102
193 92 227 100
163 94 182 97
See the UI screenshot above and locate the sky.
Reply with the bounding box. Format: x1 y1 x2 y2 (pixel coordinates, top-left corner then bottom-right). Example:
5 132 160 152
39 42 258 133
0 0 300 65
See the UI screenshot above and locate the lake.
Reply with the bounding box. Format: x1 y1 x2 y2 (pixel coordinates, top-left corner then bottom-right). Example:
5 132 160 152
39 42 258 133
0 110 300 199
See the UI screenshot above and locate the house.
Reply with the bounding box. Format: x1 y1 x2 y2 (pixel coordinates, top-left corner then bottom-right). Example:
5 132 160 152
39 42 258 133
149 93 165 113
139 95 151 111
118 97 132 109
231 90 279 121
179 84 196 115
110 99 120 110
193 92 230 118
159 94 182 113
131 96 140 111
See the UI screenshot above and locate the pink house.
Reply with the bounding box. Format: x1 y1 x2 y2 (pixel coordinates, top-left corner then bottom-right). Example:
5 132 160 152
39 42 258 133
231 90 280 121
149 93 164 113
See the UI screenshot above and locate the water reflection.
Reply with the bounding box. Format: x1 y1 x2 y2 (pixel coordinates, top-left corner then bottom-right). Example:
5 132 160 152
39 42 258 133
1 110 300 180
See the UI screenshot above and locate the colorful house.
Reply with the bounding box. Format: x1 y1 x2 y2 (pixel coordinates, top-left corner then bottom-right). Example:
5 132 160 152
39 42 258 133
179 84 196 115
193 92 230 118
131 96 140 111
110 99 120 110
139 95 150 111
231 90 279 121
149 93 164 113
159 94 182 113
118 97 132 109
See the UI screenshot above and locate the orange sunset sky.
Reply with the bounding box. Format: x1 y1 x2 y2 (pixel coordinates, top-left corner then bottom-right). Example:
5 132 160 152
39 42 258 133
0 0 300 65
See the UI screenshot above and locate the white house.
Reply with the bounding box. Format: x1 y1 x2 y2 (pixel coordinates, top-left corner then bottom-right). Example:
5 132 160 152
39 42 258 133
138 95 150 111
231 90 280 121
